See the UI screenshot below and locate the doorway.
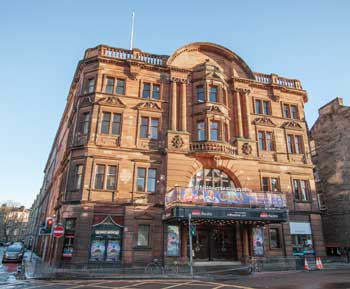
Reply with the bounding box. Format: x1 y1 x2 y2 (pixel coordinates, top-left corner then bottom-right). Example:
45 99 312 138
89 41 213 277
191 225 237 261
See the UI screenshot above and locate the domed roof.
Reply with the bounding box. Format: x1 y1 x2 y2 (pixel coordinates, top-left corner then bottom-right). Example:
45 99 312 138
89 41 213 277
167 42 254 79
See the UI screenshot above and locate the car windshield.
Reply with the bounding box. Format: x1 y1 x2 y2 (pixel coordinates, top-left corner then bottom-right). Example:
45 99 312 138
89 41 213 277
7 246 21 252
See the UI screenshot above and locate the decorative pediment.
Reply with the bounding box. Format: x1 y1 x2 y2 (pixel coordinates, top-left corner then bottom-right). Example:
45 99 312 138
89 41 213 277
205 105 224 114
253 117 276 127
134 211 154 220
95 96 126 107
136 101 162 111
282 121 303 130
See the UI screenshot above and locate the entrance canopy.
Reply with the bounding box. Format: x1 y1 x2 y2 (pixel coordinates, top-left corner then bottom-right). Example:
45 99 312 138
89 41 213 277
164 205 288 224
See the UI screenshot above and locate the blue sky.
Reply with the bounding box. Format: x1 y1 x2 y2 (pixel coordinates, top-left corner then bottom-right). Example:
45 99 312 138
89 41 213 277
0 1 349 207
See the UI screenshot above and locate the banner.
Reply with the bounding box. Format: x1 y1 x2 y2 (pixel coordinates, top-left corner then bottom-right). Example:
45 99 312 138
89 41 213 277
166 225 180 256
176 188 285 208
253 227 264 257
90 239 105 260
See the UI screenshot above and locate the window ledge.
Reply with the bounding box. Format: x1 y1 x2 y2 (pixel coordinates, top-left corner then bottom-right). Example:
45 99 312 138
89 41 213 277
294 200 312 203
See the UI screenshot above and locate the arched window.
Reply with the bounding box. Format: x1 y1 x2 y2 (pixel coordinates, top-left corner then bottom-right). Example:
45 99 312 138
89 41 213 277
190 169 235 189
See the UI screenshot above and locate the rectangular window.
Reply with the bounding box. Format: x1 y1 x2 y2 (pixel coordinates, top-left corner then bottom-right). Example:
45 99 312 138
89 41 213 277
293 179 300 200
142 83 151 98
140 117 149 138
258 131 264 150
112 113 121 135
209 86 218 102
147 169 157 192
197 85 205 102
197 121 205 141
87 78 95 93
150 119 159 140
106 165 117 190
73 164 83 191
291 105 298 119
271 178 279 192
116 79 125 95
137 168 146 191
152 84 160 100
105 77 115 94
266 132 272 151
283 104 290 118
80 112 90 135
101 112 111 134
255 100 262 114
300 180 308 201
295 135 303 154
262 177 269 191
263 101 270 115
94 165 105 190
269 228 281 248
137 225 150 247
210 121 219 141
287 135 293 153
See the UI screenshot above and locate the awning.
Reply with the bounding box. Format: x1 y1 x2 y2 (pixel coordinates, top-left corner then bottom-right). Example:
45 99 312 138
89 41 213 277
163 206 288 222
290 222 312 234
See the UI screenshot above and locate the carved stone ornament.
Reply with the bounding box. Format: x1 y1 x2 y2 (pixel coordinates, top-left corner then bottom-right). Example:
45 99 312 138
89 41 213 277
206 105 223 114
282 121 303 130
136 101 162 111
242 143 253 155
253 117 276 127
96 96 126 107
171 135 184 148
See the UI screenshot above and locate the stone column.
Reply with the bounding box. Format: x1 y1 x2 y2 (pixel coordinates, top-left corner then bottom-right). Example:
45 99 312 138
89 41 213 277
242 91 252 139
171 81 177 131
181 82 187 131
242 225 250 261
234 90 243 138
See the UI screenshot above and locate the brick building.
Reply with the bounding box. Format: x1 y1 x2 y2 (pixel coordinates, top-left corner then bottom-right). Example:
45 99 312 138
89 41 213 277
34 42 325 268
310 98 350 255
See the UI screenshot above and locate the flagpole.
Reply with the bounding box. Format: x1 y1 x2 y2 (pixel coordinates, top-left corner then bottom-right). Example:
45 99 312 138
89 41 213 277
130 12 135 50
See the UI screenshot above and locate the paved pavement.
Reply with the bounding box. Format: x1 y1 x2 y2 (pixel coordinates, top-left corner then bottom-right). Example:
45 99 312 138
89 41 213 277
1 269 350 289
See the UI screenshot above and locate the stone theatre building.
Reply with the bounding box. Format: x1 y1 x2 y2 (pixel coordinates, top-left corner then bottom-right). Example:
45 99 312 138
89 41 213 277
35 42 325 267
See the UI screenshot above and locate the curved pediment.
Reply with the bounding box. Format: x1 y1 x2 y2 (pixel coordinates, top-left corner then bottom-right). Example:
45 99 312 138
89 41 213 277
167 42 254 80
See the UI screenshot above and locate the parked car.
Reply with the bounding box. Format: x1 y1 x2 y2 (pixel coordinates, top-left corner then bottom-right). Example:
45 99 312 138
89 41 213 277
2 244 24 263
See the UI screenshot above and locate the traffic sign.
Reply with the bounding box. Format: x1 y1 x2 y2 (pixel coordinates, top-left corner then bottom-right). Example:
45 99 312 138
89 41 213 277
53 225 65 238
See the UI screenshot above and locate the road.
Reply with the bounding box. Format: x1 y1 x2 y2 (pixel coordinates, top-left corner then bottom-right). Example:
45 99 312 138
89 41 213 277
1 269 350 289
0 246 21 286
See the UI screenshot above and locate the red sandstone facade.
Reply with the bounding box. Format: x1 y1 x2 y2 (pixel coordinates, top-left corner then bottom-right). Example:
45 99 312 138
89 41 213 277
33 42 325 267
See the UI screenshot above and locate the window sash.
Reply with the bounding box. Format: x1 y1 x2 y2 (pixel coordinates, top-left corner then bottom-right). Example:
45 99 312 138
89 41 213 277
287 135 293 153
116 79 125 95
291 105 298 119
101 112 111 134
283 104 290 118
262 177 269 191
295 135 303 154
152 85 160 100
197 86 205 102
140 117 149 138
300 180 308 201
210 122 219 141
271 178 279 192
255 100 262 114
112 113 121 135
87 78 95 93
105 78 115 94
197 122 205 141
137 225 150 247
142 83 151 98
81 112 90 135
258 131 265 150
74 165 83 190
137 168 146 191
293 179 300 199
106 166 117 190
147 169 157 192
150 119 159 140
94 165 105 190
209 86 218 102
266 132 272 151
263 101 269 115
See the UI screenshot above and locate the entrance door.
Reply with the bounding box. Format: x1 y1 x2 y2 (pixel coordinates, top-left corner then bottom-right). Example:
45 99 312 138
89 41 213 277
191 225 237 261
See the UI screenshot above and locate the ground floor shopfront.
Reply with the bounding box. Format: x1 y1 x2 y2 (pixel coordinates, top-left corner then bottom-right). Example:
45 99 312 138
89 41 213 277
38 204 325 268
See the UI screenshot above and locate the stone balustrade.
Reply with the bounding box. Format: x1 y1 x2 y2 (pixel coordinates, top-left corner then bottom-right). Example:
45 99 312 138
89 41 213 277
253 72 302 89
189 141 238 156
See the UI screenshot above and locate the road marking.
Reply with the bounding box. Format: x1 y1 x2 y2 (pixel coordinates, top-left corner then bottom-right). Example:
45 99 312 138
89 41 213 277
162 281 195 289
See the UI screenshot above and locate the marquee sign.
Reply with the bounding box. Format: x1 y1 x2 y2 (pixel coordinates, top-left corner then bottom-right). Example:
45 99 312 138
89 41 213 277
165 206 288 222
